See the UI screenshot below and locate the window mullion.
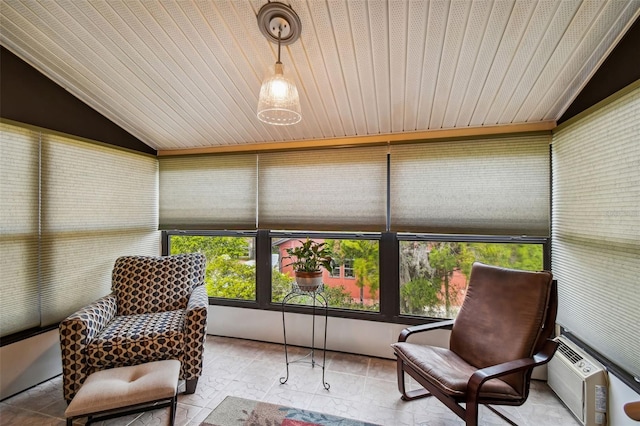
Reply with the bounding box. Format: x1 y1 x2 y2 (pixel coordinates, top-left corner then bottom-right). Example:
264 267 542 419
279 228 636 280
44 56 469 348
379 232 399 322
256 230 272 309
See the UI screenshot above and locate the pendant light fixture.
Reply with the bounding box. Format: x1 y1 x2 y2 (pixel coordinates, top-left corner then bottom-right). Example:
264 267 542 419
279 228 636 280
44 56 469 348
256 2 302 125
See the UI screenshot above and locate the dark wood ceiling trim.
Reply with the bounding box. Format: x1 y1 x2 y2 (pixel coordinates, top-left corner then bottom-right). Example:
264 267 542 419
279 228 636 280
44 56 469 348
558 15 640 124
0 46 155 155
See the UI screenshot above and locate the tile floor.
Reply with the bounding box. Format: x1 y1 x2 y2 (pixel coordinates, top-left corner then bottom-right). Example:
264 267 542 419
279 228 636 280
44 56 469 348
0 335 579 425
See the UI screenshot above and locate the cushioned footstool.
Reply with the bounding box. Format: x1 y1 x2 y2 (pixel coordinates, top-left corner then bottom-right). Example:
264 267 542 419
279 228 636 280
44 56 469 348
65 360 180 426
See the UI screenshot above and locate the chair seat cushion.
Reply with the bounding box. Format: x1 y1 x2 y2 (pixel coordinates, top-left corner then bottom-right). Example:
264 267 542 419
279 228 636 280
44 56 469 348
87 310 185 369
392 342 522 400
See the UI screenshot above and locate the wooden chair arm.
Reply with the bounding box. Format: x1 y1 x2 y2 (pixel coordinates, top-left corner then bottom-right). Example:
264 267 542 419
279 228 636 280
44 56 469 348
398 319 455 342
624 401 640 421
467 339 559 402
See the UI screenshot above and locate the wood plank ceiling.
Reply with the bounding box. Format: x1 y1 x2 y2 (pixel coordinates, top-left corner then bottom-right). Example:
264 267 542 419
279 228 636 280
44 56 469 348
1 0 639 152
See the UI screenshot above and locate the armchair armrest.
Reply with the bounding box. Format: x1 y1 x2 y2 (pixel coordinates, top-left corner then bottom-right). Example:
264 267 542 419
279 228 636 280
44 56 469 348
186 284 209 313
61 294 117 340
59 293 118 402
182 285 208 380
466 339 559 402
398 319 455 342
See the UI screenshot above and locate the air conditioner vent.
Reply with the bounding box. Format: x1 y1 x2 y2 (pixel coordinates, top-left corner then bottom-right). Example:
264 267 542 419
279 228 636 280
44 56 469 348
549 336 607 426
557 339 583 364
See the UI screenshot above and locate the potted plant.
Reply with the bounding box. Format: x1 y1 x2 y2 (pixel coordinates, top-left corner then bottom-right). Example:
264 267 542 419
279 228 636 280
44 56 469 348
283 238 333 291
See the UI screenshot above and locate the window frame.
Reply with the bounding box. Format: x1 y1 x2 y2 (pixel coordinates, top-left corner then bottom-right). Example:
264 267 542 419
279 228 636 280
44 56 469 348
162 230 549 326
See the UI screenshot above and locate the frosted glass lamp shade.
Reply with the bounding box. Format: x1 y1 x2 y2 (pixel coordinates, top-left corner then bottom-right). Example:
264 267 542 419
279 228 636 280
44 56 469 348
257 63 301 125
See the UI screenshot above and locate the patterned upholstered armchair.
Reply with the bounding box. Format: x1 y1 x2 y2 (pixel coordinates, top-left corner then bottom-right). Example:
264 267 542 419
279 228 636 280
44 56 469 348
59 253 208 403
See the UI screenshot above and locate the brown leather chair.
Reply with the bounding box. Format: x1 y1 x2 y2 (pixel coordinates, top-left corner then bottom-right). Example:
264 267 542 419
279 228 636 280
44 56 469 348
392 262 558 426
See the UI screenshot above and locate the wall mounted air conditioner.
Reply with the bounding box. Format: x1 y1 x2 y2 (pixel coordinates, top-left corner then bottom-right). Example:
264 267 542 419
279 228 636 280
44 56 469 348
548 335 608 426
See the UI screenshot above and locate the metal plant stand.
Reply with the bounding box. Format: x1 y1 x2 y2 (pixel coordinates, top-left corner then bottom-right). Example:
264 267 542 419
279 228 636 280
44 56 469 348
280 283 330 390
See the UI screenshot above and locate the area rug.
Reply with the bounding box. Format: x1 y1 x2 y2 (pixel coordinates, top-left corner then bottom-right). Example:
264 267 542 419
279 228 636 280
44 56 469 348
201 396 380 426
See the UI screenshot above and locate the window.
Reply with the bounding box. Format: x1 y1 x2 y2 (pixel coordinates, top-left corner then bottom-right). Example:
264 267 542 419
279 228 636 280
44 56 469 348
169 233 256 301
259 147 387 231
399 239 544 318
343 258 355 278
272 235 379 312
390 136 550 236
158 135 551 325
158 154 257 230
330 262 341 278
552 86 640 380
0 122 158 340
1 124 40 336
162 231 547 324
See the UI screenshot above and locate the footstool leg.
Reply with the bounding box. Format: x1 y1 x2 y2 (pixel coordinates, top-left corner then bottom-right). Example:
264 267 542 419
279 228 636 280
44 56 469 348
170 394 177 426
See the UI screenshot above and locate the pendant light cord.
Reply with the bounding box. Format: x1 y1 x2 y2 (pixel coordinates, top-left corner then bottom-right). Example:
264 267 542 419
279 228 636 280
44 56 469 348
276 28 282 64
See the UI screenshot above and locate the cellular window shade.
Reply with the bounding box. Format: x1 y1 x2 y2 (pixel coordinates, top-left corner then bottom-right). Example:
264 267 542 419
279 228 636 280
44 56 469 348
390 136 551 235
159 154 257 230
0 123 40 336
40 134 159 326
258 146 387 231
552 86 640 379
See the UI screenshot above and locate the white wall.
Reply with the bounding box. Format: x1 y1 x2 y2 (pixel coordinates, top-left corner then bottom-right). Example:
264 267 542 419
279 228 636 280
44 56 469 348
608 374 640 426
207 305 450 359
208 306 548 379
0 330 62 400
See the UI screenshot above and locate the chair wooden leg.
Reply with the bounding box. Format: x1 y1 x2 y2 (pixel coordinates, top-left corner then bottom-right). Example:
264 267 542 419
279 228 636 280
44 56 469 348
464 400 479 426
396 358 431 401
401 388 432 401
485 405 519 425
185 378 198 394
